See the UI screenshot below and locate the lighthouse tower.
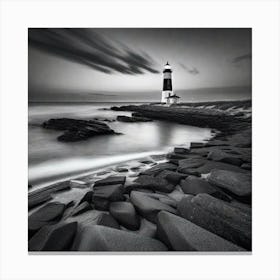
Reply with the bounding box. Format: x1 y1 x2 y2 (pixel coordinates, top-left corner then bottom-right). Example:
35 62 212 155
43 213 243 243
162 62 173 103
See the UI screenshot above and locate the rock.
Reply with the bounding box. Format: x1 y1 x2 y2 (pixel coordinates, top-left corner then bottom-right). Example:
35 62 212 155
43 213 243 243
96 213 120 229
134 175 174 193
28 202 66 238
77 191 93 205
109 202 140 230
115 166 129 172
241 163 251 170
71 202 92 216
207 150 243 166
178 158 206 170
93 184 125 201
136 218 157 238
180 176 232 202
190 142 205 148
166 153 189 160
73 225 167 251
41 222 78 251
167 185 188 203
178 194 251 250
130 191 176 223
208 169 251 197
140 162 177 176
174 147 190 154
116 115 152 122
42 118 117 142
70 180 88 188
156 170 188 185
28 181 70 209
94 176 126 187
157 211 245 251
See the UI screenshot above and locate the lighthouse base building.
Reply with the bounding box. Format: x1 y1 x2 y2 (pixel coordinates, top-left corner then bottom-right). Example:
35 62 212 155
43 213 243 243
161 62 180 105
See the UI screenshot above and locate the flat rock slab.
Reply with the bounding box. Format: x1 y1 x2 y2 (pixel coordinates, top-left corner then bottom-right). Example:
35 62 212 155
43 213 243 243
208 169 251 197
41 222 78 251
93 184 124 201
180 176 232 202
73 225 168 251
130 191 176 223
156 170 188 185
141 162 177 176
178 158 206 169
178 193 251 250
29 202 66 238
207 150 243 166
174 147 190 154
109 201 140 230
94 176 126 187
117 115 152 122
134 175 174 193
157 211 245 251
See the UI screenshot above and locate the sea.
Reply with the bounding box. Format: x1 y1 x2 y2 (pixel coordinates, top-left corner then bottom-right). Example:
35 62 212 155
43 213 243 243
28 102 213 188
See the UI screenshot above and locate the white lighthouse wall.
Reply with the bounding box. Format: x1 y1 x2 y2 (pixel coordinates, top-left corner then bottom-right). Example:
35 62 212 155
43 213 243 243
161 90 173 103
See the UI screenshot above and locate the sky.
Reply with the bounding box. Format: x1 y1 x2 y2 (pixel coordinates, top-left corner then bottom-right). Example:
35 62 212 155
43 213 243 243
28 28 252 102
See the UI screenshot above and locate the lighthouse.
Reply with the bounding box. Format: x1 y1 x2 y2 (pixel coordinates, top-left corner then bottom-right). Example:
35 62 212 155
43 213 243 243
161 62 180 104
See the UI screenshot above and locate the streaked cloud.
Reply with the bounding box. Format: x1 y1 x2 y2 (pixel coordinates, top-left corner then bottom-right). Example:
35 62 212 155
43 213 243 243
179 63 199 75
232 53 252 63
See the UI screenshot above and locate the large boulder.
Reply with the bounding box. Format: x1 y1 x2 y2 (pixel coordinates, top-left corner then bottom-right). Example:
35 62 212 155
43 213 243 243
109 201 140 230
180 176 232 202
141 162 177 176
178 194 251 250
41 222 78 251
94 176 126 187
130 191 176 223
28 202 66 238
156 170 188 185
207 150 243 166
72 225 168 251
208 169 251 197
195 161 248 174
157 211 245 251
134 175 174 193
93 184 124 201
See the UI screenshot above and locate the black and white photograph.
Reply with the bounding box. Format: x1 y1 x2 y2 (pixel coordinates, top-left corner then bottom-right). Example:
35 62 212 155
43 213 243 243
28 28 252 252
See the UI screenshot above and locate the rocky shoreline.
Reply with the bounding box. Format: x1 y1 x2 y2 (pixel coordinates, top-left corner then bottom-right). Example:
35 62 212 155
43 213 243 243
28 102 252 252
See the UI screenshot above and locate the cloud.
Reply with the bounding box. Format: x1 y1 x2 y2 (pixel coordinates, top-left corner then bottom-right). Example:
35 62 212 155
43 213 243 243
179 63 199 75
232 53 252 63
28 28 160 75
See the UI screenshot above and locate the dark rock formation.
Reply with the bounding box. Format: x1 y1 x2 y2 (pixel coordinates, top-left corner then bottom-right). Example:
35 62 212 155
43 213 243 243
93 184 125 202
94 176 126 187
130 191 176 223
116 115 152 122
109 201 140 230
141 162 177 176
156 170 188 185
178 194 252 250
157 211 245 251
72 225 168 251
42 118 117 142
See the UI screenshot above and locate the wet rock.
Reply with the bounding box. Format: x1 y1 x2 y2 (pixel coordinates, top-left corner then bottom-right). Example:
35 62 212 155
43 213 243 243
140 162 177 176
166 153 189 160
92 197 110 210
116 115 152 122
180 176 232 202
130 191 176 223
190 142 205 148
174 147 190 154
93 184 125 201
241 163 251 170
178 158 206 170
73 225 168 251
42 222 78 251
157 211 245 251
28 181 70 209
109 201 140 230
42 118 117 142
208 169 251 197
70 180 88 188
134 175 174 193
167 185 188 203
96 213 120 229
94 176 126 187
28 202 66 238
207 150 243 166
78 191 93 205
178 194 251 250
156 170 188 185
137 218 157 238
71 202 92 216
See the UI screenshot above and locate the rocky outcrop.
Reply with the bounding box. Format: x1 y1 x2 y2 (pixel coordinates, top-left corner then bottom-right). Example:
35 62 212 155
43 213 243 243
72 225 168 251
117 115 152 122
109 201 140 230
157 211 245 251
94 176 126 187
141 162 178 176
178 194 251 250
130 191 176 223
42 118 117 142
208 169 251 197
